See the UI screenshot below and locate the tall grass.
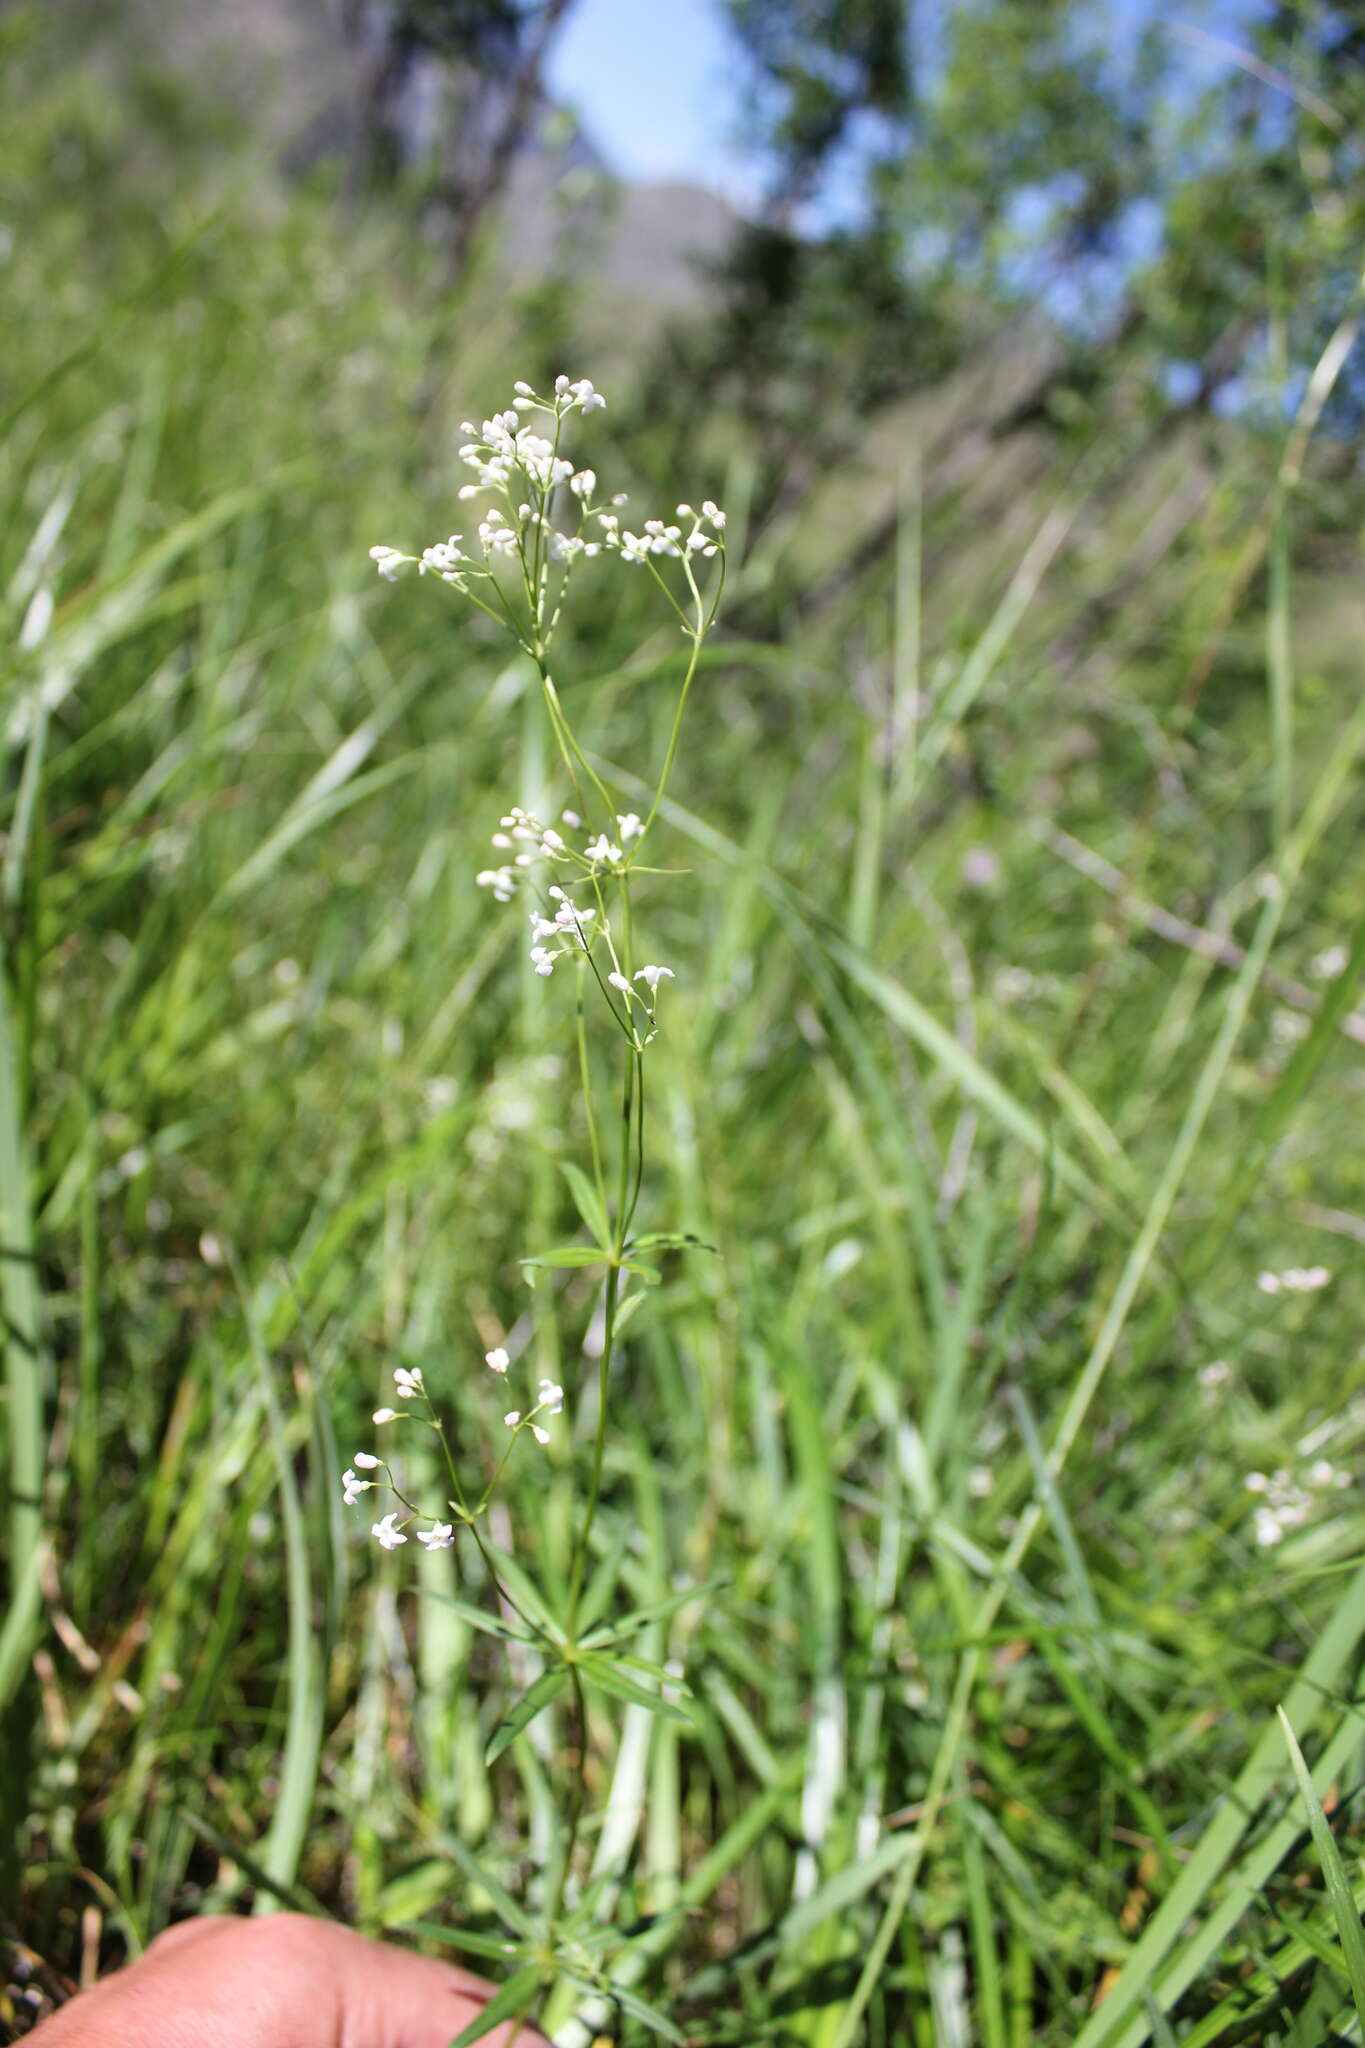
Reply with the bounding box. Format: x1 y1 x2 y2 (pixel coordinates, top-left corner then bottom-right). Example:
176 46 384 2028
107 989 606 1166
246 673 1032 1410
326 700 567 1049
3 17 1364 2044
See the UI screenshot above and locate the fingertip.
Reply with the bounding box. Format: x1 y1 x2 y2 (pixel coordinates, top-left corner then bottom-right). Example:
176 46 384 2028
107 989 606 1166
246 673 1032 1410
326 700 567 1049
142 1916 240 1962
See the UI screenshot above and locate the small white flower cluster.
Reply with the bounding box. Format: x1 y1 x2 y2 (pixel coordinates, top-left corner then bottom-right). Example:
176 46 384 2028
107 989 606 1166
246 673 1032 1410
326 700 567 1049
369 376 618 601
607 963 676 1016
475 804 645 905
529 888 599 977
341 1364 453 1553
609 502 726 567
340 1347 569 1555
490 1345 564 1447
369 376 725 646
1256 1265 1332 1295
471 805 674 1015
1245 1458 1351 1547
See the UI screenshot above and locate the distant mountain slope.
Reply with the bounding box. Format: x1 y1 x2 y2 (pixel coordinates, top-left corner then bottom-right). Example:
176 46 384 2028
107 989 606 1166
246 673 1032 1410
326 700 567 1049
115 0 743 309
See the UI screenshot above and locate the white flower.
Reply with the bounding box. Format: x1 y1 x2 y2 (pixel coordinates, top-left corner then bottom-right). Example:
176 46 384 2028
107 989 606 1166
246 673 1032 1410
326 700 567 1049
1259 1264 1332 1295
541 828 565 853
570 378 605 412
616 813 644 841
394 1366 423 1397
420 538 468 582
478 518 518 559
608 972 631 993
570 469 596 499
372 1513 408 1550
702 499 726 528
530 946 556 977
370 545 412 581
417 1523 455 1550
562 809 582 828
531 1424 551 1446
372 1407 399 1424
634 964 675 995
477 867 518 902
503 1410 522 1427
514 380 535 397
619 531 651 564
1309 944 1348 979
486 1348 510 1374
353 1451 381 1471
537 1379 564 1415
342 1469 369 1505
584 834 623 865
1253 1506 1284 1548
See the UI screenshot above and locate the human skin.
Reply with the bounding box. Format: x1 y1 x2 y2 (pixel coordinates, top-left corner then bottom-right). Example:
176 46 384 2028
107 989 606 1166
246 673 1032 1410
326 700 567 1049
26 1913 544 2048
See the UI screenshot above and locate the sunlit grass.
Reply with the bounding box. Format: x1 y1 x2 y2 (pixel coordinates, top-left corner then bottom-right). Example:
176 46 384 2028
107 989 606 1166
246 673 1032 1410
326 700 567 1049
3 21 1364 2046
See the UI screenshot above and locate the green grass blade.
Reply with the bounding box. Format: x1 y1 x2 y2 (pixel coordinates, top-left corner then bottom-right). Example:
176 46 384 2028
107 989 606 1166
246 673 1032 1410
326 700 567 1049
442 1964 543 2048
237 1272 324 1909
1278 1706 1365 2030
485 1667 569 1766
0 939 42 1661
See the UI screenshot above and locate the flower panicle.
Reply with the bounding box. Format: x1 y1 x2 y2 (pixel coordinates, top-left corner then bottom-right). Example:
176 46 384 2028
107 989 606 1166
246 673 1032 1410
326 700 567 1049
368 375 725 638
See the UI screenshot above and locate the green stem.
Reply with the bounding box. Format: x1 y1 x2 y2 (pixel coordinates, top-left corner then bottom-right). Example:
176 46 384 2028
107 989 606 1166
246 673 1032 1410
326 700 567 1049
537 665 614 827
427 1409 538 1635
576 986 608 1225
636 625 704 846
565 1033 634 1632
566 1260 619 1634
546 1664 589 1930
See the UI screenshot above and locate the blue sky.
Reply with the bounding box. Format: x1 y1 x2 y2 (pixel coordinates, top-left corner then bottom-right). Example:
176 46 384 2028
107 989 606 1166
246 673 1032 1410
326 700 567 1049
545 0 1272 207
546 0 758 202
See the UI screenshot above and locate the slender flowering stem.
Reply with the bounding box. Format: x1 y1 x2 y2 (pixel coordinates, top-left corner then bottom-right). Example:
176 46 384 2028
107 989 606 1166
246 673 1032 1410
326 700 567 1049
365 371 725 1954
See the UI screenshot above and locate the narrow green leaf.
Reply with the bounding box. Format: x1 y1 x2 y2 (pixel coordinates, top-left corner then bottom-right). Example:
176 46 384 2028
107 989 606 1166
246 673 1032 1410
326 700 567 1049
235 1269 324 1908
442 1965 543 2048
580 1577 725 1651
1278 1707 1365 2030
0 942 43 1656
626 1231 717 1254
485 1666 569 1765
177 1809 323 1917
519 1245 607 1270
560 1162 611 1248
618 1258 662 1285
481 1543 562 1640
413 1590 533 1644
580 1655 693 1722
562 1969 685 2042
430 1830 536 1939
396 1920 533 1965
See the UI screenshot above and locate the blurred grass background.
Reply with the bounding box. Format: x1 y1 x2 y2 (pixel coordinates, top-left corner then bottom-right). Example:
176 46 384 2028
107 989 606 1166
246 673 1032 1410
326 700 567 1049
2 2 1364 2041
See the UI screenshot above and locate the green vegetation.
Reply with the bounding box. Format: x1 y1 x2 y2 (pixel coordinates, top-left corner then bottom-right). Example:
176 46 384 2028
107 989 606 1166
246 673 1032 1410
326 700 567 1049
2 7 1364 2043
